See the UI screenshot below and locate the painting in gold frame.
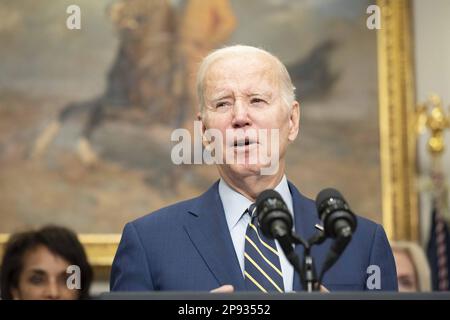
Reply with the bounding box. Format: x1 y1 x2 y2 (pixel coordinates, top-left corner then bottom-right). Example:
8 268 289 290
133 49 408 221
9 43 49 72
0 0 418 276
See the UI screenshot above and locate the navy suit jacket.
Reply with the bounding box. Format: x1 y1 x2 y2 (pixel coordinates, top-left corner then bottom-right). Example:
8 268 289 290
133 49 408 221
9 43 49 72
110 181 398 291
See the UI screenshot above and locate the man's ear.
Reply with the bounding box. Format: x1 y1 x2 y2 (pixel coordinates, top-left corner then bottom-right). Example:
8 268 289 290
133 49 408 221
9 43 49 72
197 111 208 148
288 101 300 142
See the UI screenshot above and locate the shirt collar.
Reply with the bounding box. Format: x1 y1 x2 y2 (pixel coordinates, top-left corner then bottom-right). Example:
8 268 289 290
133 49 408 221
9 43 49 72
219 175 294 231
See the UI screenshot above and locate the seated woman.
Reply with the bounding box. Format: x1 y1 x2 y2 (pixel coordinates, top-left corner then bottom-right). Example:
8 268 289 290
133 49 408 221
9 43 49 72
1 225 93 300
391 241 431 292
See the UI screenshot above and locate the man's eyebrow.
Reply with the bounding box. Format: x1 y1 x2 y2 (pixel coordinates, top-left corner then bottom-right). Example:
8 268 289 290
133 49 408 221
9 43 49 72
248 92 272 98
210 93 233 102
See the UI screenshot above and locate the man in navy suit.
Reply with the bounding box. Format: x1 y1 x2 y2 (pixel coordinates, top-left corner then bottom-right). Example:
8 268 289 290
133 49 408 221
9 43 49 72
110 45 398 292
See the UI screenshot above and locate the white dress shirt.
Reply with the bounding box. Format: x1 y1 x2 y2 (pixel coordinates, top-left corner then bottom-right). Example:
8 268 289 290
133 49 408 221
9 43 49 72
218 176 294 292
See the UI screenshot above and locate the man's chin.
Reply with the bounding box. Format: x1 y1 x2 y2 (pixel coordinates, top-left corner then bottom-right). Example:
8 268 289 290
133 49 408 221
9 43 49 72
219 162 272 178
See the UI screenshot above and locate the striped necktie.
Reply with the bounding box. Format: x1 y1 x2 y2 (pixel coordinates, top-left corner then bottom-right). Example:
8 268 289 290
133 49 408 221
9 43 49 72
244 204 284 292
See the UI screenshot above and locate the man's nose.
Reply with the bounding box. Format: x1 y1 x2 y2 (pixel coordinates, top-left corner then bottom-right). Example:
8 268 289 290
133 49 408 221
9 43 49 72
45 280 61 300
231 100 251 128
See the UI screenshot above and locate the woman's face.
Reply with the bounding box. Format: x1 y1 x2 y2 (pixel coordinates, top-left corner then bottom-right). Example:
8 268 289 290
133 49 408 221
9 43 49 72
394 249 419 292
11 245 80 300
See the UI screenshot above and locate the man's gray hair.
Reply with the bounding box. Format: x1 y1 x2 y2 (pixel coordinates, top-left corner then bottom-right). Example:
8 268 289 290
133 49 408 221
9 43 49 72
196 45 296 113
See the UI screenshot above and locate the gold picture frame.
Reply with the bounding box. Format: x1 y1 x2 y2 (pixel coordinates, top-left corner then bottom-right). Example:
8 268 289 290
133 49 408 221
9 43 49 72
377 0 419 241
0 0 419 276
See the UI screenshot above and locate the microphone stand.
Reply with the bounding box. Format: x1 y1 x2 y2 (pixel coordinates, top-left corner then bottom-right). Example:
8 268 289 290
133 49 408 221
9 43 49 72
272 222 320 292
276 229 326 292
289 231 327 292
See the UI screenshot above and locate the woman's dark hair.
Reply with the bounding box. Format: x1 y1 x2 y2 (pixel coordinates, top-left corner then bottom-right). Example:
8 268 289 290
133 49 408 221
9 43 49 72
1 225 93 300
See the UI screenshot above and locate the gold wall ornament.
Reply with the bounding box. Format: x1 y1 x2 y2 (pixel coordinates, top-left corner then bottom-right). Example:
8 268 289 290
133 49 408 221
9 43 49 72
416 94 450 155
416 95 450 224
377 0 418 241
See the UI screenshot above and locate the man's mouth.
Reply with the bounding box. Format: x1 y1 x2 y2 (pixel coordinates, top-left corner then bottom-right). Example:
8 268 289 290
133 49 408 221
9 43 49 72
233 137 257 147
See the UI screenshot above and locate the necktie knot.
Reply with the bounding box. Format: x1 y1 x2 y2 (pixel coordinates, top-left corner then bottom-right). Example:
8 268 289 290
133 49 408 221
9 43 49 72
247 203 256 219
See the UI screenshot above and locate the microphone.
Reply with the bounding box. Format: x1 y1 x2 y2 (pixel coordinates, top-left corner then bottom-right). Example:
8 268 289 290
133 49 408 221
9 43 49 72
315 188 357 239
315 188 357 282
255 190 299 267
255 189 293 240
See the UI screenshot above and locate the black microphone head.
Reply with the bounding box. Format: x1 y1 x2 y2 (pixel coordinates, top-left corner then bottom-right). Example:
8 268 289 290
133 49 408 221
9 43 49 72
255 189 284 208
255 189 292 239
315 188 347 220
315 188 357 238
316 188 344 211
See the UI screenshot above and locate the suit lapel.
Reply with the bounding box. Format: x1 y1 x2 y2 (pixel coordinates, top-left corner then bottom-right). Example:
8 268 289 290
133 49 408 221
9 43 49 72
183 181 246 290
288 182 322 291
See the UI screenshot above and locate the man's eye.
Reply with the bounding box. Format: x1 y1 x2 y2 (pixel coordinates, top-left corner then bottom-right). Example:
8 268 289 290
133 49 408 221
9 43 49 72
216 101 230 108
251 98 266 104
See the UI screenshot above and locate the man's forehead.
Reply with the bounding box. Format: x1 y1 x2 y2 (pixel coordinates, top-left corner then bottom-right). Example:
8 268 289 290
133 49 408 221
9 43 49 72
204 55 279 94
